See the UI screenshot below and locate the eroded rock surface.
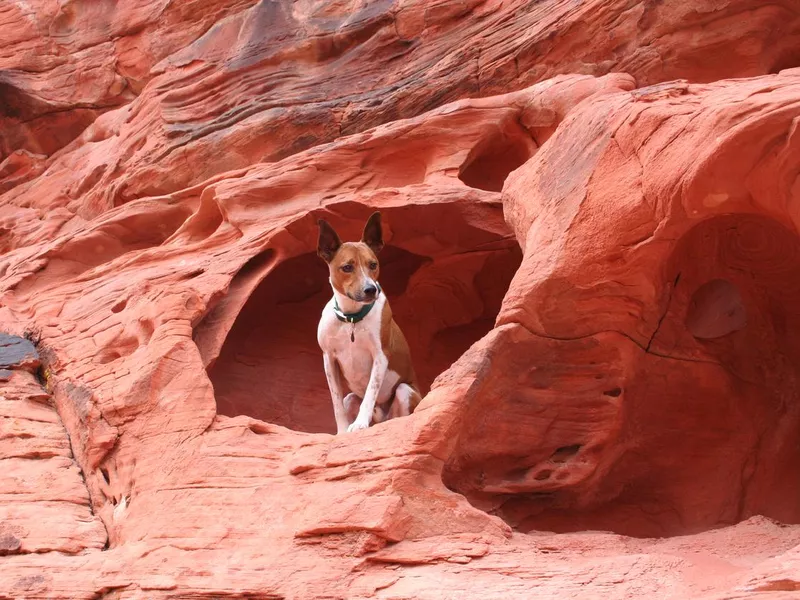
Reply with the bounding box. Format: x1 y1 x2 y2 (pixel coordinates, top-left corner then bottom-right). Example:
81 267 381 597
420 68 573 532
2 1 800 599
0 334 106 557
443 73 800 540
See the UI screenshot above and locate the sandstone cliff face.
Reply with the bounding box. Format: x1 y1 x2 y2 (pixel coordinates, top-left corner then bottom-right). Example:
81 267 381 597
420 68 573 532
2 1 800 598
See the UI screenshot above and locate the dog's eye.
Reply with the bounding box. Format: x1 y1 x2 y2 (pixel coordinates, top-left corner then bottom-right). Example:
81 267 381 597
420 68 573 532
368 262 378 270
341 264 354 273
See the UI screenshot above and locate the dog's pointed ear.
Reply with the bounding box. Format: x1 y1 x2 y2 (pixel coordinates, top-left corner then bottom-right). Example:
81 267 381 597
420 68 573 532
361 211 384 254
317 219 342 263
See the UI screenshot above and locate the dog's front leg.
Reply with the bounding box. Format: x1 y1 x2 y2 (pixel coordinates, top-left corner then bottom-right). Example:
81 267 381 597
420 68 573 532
347 353 387 432
323 353 350 434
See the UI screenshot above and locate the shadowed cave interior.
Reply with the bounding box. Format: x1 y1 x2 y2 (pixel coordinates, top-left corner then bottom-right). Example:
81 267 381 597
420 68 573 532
443 213 800 538
207 203 522 434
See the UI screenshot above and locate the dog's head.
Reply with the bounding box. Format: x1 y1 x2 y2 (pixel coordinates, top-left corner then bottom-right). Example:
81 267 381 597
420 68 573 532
317 211 384 303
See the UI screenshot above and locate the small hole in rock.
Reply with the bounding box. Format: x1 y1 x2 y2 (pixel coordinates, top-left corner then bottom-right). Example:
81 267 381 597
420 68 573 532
111 299 127 313
458 121 536 192
534 470 552 481
603 387 622 397
181 268 205 280
248 421 271 435
551 444 581 463
96 351 122 365
100 467 110 484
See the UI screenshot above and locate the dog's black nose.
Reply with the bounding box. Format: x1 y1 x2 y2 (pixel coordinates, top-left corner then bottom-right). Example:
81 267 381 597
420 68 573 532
364 285 377 297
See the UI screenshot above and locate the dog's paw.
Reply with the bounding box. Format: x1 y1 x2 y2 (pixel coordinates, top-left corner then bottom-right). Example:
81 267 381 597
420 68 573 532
347 420 370 433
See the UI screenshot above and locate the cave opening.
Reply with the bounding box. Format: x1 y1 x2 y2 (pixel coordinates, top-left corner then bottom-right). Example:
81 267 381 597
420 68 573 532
205 203 522 434
443 213 800 538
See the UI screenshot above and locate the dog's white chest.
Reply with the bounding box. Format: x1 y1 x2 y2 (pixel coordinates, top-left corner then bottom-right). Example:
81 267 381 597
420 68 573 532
318 296 384 397
330 329 374 395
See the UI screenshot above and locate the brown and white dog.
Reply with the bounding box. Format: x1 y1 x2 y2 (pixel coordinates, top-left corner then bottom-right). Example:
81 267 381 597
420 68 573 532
316 212 422 434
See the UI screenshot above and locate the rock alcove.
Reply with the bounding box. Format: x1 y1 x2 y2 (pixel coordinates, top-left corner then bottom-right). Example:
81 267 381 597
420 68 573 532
457 120 537 192
202 202 522 434
443 213 800 538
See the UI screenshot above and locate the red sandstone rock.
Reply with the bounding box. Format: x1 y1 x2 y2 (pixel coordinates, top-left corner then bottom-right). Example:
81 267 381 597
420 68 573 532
0 0 260 159
4 0 800 227
2 1 800 599
444 71 800 540
0 344 105 558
